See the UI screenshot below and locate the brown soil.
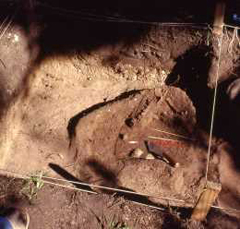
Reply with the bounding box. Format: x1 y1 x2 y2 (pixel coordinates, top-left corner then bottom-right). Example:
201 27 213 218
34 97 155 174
0 2 240 228
1 175 240 229
70 87 206 206
0 176 180 229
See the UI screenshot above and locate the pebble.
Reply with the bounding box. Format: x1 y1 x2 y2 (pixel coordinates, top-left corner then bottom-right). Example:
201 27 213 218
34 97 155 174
174 162 180 168
13 34 19 43
128 141 138 144
145 153 155 160
130 148 144 158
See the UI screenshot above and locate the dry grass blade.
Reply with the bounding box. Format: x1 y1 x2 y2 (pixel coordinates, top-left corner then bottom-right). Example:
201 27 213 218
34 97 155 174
0 11 17 42
0 16 9 34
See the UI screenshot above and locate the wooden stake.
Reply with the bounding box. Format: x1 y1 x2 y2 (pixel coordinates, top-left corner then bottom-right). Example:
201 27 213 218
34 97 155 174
191 182 221 221
213 0 226 35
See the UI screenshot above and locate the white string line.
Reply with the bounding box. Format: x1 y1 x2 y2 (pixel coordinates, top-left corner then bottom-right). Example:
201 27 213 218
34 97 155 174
0 169 187 204
205 34 224 182
130 201 165 211
36 1 125 20
35 177 240 214
43 176 187 203
30 2 240 30
36 174 240 214
224 24 240 30
41 179 98 195
2 168 240 214
211 205 240 214
0 169 97 195
43 11 210 28
35 1 209 28
35 2 240 32
1 168 169 212
2 1 240 31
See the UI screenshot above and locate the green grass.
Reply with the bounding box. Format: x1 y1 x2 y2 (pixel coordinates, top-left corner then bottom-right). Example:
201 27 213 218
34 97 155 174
109 221 130 229
21 171 45 201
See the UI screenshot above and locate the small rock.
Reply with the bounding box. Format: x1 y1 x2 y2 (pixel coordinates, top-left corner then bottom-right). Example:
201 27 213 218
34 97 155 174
145 153 155 160
12 34 19 43
130 148 144 158
174 162 180 168
128 141 138 144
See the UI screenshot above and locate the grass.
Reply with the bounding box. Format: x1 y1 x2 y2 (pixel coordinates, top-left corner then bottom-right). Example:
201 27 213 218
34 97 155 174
21 171 45 201
90 210 131 229
109 221 131 229
107 213 131 229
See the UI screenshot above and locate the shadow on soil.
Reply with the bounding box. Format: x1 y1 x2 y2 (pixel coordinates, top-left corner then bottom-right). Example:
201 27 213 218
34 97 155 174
0 176 27 214
67 89 140 145
86 159 118 189
206 208 240 228
34 0 216 61
0 0 237 120
0 0 218 112
166 45 214 131
215 75 240 170
49 163 94 192
49 163 167 209
166 45 240 170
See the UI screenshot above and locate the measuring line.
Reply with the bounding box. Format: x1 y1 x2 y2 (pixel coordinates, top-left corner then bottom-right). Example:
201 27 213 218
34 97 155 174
35 2 240 33
0 171 187 207
131 201 165 211
1 168 240 214
0 169 187 203
224 24 240 30
205 34 224 182
35 1 210 28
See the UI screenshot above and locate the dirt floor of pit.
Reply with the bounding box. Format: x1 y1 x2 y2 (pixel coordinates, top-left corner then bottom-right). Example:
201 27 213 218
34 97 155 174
69 87 207 206
0 2 240 228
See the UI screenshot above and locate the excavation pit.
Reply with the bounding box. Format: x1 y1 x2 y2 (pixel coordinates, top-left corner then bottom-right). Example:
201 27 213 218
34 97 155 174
70 87 212 207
